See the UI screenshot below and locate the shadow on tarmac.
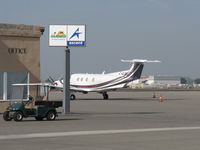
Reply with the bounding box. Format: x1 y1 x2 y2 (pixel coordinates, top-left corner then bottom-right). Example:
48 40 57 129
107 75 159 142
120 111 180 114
70 112 163 115
75 98 185 101
17 118 82 122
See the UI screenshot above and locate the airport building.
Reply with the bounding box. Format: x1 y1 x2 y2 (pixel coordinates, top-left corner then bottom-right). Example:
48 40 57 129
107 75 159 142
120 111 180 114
129 75 181 89
145 76 181 85
0 23 44 111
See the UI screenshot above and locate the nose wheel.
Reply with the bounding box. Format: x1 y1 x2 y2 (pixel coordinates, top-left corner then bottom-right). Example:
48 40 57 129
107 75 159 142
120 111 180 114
70 94 76 100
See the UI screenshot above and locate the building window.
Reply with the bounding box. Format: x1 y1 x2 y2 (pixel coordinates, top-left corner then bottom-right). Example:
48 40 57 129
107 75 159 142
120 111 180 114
0 73 3 100
0 72 29 101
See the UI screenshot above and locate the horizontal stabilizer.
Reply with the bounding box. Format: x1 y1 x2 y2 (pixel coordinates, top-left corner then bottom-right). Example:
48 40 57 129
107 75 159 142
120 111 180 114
121 59 161 63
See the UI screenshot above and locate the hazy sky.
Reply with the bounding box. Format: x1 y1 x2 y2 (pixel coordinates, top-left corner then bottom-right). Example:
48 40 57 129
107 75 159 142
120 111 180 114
0 0 200 80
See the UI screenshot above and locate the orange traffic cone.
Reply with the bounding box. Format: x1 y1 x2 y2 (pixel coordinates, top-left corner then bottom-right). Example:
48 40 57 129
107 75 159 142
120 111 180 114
159 94 164 102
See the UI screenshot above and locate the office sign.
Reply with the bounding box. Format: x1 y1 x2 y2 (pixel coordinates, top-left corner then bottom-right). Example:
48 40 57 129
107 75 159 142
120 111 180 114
49 25 86 47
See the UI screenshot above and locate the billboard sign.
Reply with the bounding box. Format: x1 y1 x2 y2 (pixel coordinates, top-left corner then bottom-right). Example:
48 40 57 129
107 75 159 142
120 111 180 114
49 25 86 47
49 25 67 46
67 25 85 46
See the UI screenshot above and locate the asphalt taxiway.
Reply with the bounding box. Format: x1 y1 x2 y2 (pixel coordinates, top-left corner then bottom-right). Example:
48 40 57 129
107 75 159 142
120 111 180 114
1 91 200 150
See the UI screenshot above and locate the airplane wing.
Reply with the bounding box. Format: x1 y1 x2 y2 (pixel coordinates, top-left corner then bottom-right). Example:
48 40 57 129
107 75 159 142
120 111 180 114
12 83 52 87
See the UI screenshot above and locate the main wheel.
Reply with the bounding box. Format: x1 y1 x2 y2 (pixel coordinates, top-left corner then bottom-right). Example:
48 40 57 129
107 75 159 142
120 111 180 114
46 111 56 120
103 93 109 100
13 111 23 122
3 111 12 121
70 94 76 100
35 116 44 121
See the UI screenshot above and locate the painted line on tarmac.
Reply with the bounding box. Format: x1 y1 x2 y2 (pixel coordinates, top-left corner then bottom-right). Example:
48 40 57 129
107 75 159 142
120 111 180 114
1 126 200 140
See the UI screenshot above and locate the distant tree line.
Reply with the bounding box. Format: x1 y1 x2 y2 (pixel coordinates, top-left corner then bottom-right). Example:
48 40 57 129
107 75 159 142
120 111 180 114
180 77 187 84
181 77 200 84
194 78 200 84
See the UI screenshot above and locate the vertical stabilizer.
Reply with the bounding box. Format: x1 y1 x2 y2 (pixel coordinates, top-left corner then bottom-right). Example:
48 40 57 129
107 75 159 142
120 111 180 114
132 62 144 80
121 59 160 81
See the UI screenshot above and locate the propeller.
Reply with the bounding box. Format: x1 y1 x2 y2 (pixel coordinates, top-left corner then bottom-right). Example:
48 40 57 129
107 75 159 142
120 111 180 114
48 76 55 84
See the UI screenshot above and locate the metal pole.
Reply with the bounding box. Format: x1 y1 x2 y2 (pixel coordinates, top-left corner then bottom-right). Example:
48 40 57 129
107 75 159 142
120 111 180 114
3 72 7 100
63 46 70 114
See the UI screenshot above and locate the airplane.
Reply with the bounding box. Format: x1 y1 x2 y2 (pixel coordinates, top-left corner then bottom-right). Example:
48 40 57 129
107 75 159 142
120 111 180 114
51 59 160 100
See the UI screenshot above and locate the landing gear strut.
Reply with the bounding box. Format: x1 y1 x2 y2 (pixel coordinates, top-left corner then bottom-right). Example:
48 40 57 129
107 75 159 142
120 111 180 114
70 94 76 100
102 92 109 100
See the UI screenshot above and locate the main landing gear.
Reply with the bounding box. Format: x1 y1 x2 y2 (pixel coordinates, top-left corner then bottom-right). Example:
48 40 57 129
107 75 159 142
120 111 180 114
70 93 109 100
102 92 109 100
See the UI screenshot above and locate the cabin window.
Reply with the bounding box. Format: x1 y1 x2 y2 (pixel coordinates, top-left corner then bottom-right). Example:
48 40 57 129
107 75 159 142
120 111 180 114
77 77 80 81
81 78 83 81
85 78 88 82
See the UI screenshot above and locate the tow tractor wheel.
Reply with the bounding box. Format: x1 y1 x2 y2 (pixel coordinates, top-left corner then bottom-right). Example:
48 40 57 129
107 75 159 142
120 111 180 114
46 111 56 120
70 94 76 100
13 111 23 122
3 111 12 121
35 117 44 121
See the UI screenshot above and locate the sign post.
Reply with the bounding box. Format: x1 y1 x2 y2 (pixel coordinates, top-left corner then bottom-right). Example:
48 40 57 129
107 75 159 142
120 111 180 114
49 25 86 114
64 46 70 114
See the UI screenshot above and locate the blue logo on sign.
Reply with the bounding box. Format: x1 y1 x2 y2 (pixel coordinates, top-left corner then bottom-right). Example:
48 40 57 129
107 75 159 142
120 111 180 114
69 28 82 39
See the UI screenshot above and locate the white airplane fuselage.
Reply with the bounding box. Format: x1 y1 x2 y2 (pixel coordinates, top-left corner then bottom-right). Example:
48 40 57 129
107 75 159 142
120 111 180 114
70 71 128 92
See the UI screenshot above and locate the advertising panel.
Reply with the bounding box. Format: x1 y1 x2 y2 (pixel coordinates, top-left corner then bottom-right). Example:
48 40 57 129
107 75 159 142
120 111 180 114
49 25 85 47
67 25 85 46
49 25 67 46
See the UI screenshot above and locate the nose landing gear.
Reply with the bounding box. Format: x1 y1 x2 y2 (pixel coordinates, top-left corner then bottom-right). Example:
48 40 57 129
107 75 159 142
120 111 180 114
70 94 76 100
